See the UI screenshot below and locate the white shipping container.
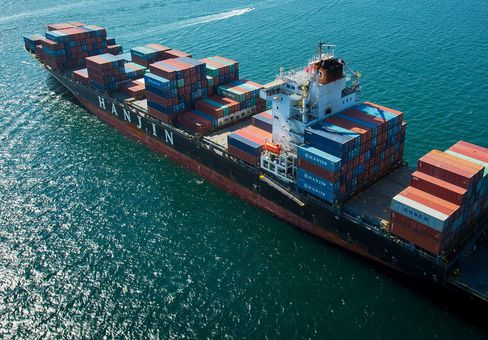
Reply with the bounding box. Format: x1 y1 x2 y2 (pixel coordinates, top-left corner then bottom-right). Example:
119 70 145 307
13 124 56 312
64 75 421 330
390 194 451 232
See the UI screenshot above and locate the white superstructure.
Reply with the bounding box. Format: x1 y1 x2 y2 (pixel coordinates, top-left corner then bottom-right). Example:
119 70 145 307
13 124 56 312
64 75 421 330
259 44 361 183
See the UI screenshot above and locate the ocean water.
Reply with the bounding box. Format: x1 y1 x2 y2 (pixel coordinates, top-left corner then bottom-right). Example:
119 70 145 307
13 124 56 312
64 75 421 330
1 0 488 338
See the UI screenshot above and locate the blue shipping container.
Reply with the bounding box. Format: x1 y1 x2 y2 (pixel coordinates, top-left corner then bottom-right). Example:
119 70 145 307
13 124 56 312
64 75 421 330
297 144 341 172
228 133 262 156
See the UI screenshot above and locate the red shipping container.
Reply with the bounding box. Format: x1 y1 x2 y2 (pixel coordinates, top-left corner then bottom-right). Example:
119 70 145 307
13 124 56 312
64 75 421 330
228 145 259 165
390 212 442 255
297 158 340 183
410 171 468 206
164 49 192 59
449 141 488 163
418 153 478 189
148 107 174 123
431 150 484 180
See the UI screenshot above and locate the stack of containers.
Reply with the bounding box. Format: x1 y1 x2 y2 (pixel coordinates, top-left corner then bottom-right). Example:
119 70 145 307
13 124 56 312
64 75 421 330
106 37 116 45
389 144 487 255
296 145 342 202
47 22 85 31
144 57 207 123
35 44 45 61
124 62 147 79
200 56 239 87
217 80 263 111
23 34 45 52
251 110 272 133
164 49 192 59
227 126 272 165
390 187 462 255
178 110 217 133
72 68 89 84
131 44 191 67
40 38 65 69
195 96 240 122
43 25 108 70
446 141 488 213
298 102 405 203
107 45 123 55
85 53 126 91
119 78 146 99
130 44 171 67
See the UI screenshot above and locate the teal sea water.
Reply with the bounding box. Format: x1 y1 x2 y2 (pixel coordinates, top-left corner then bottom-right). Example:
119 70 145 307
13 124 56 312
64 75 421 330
1 0 488 338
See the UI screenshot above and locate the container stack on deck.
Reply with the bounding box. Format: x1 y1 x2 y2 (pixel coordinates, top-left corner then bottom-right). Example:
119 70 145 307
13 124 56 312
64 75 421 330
107 44 123 55
179 96 240 132
144 57 206 123
47 22 85 31
389 141 488 255
41 25 108 70
130 44 192 67
85 53 127 91
297 102 405 203
164 49 192 59
251 110 273 133
72 68 89 84
227 126 272 165
23 34 45 53
217 80 264 113
119 78 146 99
200 56 239 92
130 44 171 67
124 62 146 79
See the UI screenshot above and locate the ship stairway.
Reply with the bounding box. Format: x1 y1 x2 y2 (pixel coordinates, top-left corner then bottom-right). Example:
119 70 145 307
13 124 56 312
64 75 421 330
260 175 305 207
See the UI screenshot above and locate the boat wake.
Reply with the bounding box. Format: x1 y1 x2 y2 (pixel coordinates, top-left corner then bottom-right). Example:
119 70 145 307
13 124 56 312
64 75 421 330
178 7 254 28
127 7 254 41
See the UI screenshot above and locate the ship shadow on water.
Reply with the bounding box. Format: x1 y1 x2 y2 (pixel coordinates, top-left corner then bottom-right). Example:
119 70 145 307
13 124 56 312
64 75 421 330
43 76 488 335
316 233 488 332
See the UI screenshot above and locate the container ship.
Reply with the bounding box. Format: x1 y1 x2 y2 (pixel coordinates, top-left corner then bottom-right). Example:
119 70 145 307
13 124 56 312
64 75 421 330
23 23 488 303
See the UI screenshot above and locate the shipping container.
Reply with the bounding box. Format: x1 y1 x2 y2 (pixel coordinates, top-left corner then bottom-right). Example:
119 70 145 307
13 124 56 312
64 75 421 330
304 123 358 159
417 152 481 190
130 44 171 66
228 132 262 156
72 68 89 84
252 110 273 133
297 158 340 182
410 171 467 206
390 212 442 255
296 168 339 203
391 188 457 232
119 80 146 99
297 144 342 173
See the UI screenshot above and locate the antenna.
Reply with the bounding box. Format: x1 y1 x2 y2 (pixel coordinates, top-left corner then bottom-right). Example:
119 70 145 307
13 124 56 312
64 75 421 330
318 41 324 59
318 42 336 59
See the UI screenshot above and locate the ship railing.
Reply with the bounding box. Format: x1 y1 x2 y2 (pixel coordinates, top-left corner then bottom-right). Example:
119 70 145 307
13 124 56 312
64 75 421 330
339 205 445 265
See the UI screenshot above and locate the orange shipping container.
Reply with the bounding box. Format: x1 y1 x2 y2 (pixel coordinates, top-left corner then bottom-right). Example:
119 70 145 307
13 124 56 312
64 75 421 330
400 186 460 218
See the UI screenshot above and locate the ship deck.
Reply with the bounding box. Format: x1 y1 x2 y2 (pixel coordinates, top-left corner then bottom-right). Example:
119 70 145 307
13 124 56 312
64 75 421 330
343 165 413 223
204 118 253 149
131 98 148 111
